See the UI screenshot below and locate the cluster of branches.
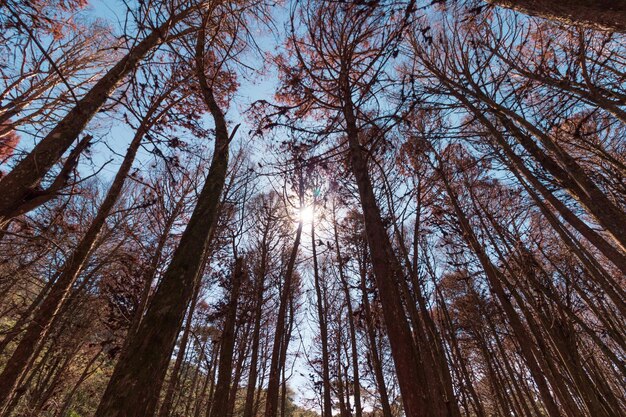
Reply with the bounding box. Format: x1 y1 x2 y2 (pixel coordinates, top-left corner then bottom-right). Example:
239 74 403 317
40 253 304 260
0 1 624 417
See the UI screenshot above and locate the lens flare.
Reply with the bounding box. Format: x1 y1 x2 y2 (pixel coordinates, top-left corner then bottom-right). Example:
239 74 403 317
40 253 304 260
299 206 314 224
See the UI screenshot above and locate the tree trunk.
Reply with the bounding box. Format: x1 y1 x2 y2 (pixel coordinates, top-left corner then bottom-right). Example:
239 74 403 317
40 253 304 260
242 230 268 417
227 323 250 416
357 264 393 417
92 22 233 417
0 275 57 356
127 194 187 339
342 91 457 417
437 164 564 417
486 0 626 32
332 202 362 417
157 281 202 417
208 258 244 417
264 218 303 417
311 212 333 417
457 94 626 277
55 347 104 417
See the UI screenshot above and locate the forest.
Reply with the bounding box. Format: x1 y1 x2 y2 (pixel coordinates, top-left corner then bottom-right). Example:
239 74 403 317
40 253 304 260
0 0 624 416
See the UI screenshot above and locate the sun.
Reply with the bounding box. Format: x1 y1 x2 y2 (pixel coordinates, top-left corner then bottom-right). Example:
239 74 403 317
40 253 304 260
298 206 315 224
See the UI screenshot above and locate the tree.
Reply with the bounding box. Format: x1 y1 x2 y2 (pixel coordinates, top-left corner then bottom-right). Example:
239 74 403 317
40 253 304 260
485 0 626 32
92 8 241 414
0 1 208 227
264 0 461 414
0 2 625 417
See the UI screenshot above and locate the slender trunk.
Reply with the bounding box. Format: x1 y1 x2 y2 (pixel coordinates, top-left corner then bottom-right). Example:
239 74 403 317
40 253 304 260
437 165 564 417
157 281 202 417
242 239 267 417
202 342 220 417
434 69 626 252
497 114 626 252
0 276 57 356
457 90 626 273
190 337 211 417
358 264 393 417
344 286 362 417
55 347 104 417
335 324 348 417
279 296 296 417
311 212 333 417
433 287 486 417
227 324 249 416
253 332 270 416
209 258 244 417
332 202 362 417
28 343 82 417
264 213 303 417
127 196 185 339
183 346 203 417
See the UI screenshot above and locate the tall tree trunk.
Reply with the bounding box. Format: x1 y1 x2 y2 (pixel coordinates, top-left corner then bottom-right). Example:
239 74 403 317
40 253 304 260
342 90 458 417
127 194 187 339
334 323 349 417
0 275 57 356
157 281 202 417
433 286 486 417
227 323 250 416
199 342 220 417
451 84 626 260
55 347 104 417
279 297 296 417
431 69 626 253
264 217 303 417
332 202 362 417
208 258 244 417
437 163 565 417
92 21 233 417
357 261 393 417
311 212 333 417
242 230 268 417
497 113 626 252
27 342 82 417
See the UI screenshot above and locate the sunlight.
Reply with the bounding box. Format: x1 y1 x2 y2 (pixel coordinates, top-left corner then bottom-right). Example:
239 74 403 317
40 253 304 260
298 206 315 224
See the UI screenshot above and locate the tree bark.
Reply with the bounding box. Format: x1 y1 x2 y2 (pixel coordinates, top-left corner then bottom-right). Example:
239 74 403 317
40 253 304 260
486 0 626 32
